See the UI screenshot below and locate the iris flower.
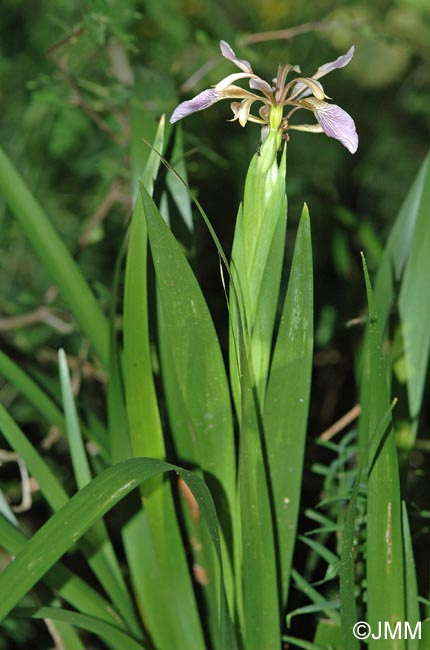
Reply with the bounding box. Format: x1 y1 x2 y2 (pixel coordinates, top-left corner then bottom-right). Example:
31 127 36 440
170 40 358 154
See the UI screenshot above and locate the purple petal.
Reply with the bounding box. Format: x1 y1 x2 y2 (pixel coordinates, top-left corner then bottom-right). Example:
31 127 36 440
220 40 252 73
313 46 355 80
170 89 221 123
249 77 274 95
310 99 358 153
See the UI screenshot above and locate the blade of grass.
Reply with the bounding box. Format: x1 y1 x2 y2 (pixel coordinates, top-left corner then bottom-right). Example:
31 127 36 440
16 607 145 650
0 515 128 635
144 183 236 520
0 349 109 460
282 635 327 650
58 350 142 639
290 569 340 625
374 152 430 329
123 192 206 650
0 145 109 365
0 401 138 637
0 457 235 650
0 402 69 511
401 502 420 650
238 329 280 650
398 162 430 418
362 254 406 650
166 125 193 230
0 350 65 431
358 153 430 458
44 617 85 650
263 205 313 606
147 183 236 643
339 470 362 650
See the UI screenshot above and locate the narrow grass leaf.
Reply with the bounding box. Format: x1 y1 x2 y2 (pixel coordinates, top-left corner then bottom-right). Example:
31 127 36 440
374 152 430 329
297 535 339 567
282 635 327 650
107 233 133 464
45 618 85 650
398 161 430 417
0 402 69 511
123 195 206 650
0 401 138 639
0 458 235 650
238 332 280 650
144 183 236 520
287 601 340 625
0 145 109 365
0 350 65 432
141 114 165 198
16 608 145 650
362 255 406 649
359 153 430 457
264 205 313 605
144 182 237 646
166 125 193 230
58 350 142 639
313 619 342 649
339 470 361 650
401 503 420 650
289 569 340 625
0 515 125 633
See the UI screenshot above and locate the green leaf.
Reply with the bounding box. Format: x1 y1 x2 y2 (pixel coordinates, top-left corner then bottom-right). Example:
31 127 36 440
58 350 142 639
144 183 236 517
358 152 430 455
0 516 128 635
264 205 313 605
401 503 420 650
166 125 193 231
0 350 65 432
282 635 327 650
313 619 342 649
238 329 280 650
0 402 69 511
46 618 86 650
362 255 406 650
398 156 430 417
339 471 361 650
123 195 206 650
374 152 430 331
229 144 288 405
16 607 145 650
0 145 109 365
141 114 165 198
144 182 236 644
289 569 340 625
0 458 235 649
123 193 163 461
0 399 138 639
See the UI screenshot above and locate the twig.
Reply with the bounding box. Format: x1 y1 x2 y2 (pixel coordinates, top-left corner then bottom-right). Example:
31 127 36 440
319 403 361 441
238 19 365 46
78 178 128 247
0 306 74 334
0 450 34 513
36 347 107 383
180 56 219 94
47 32 125 145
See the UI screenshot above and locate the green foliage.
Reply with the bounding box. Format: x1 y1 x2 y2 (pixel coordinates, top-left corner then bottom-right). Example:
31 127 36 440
0 3 429 648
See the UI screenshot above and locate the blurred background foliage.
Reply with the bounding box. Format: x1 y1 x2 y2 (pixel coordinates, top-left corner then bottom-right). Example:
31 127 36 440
1 0 429 516
0 0 429 645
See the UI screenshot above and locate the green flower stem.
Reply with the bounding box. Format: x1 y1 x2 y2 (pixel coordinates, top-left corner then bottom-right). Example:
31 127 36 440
230 116 287 408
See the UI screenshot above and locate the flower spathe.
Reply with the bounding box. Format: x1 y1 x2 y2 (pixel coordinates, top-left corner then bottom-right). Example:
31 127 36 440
170 41 358 154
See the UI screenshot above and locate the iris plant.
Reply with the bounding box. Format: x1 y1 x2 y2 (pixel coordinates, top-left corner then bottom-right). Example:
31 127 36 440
170 40 358 154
